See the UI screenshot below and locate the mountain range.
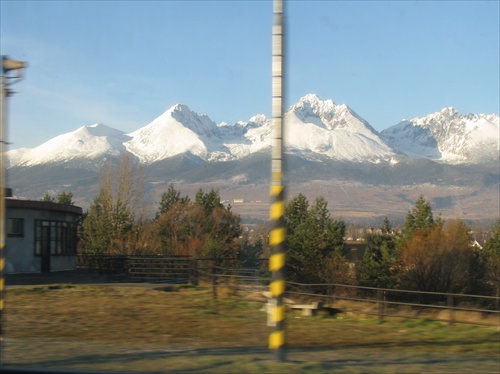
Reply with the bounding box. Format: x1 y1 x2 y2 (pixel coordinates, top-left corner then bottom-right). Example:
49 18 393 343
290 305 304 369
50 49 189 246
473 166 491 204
6 94 499 223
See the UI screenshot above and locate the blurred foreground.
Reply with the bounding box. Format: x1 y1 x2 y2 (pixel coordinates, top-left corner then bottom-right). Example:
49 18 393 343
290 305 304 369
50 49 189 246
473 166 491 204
2 278 499 373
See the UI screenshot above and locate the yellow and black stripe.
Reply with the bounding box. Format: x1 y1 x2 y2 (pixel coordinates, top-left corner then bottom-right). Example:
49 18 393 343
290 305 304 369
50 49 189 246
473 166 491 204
269 184 286 359
269 0 286 362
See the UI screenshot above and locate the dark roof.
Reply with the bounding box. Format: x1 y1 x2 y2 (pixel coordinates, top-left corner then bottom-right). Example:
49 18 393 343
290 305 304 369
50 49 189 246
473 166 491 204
6 199 82 215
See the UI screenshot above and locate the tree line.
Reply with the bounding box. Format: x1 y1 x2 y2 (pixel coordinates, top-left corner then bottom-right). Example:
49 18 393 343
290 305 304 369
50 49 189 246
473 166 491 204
74 157 240 261
58 156 498 297
358 196 499 297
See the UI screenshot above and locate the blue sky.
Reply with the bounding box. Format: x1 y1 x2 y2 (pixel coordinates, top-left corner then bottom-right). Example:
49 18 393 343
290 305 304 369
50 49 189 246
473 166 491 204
1 0 499 149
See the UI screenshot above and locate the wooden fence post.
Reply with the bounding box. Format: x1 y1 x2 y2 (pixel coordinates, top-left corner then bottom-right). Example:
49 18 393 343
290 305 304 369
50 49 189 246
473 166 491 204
191 259 198 286
212 262 218 300
328 285 335 307
377 289 385 320
447 295 455 326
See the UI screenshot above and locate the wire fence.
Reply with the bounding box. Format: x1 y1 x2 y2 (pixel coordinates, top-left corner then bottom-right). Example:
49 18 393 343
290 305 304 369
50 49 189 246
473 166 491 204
283 281 499 327
77 254 499 327
208 265 499 328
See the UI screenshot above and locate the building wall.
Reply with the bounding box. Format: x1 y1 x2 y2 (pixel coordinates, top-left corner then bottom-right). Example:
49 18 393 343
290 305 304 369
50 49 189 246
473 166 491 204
5 200 82 273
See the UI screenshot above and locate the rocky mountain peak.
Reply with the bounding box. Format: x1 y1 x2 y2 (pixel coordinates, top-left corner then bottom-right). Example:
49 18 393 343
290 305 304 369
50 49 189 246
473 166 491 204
382 108 499 164
5 95 498 168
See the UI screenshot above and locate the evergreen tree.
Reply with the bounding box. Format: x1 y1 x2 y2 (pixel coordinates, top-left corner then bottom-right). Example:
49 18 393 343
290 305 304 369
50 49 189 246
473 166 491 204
284 193 309 237
403 195 441 239
285 194 346 285
483 221 500 297
484 221 500 257
41 191 74 205
358 225 398 289
413 195 434 229
156 184 190 219
382 216 392 234
195 188 223 213
57 191 74 205
156 187 240 258
40 193 55 202
238 234 264 269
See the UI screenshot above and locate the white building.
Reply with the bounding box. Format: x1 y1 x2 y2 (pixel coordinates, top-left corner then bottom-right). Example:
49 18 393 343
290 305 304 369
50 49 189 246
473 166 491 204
5 198 82 273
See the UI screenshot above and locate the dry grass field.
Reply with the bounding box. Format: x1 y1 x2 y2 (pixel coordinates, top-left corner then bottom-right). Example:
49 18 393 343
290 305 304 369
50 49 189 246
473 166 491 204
3 283 499 373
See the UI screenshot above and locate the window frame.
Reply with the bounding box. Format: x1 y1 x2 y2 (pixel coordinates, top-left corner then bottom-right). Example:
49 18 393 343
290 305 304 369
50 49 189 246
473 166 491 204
34 220 77 256
7 218 25 237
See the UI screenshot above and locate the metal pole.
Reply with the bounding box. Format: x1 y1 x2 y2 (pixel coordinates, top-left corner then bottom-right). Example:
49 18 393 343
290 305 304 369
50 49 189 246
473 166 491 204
0 56 27 362
0 73 7 361
269 0 286 362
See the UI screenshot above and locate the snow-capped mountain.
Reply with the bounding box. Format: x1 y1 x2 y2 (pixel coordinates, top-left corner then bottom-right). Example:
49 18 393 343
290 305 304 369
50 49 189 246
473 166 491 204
6 94 499 221
6 124 129 168
6 94 399 168
124 104 224 163
285 94 395 162
381 107 499 164
6 95 499 169
124 104 274 163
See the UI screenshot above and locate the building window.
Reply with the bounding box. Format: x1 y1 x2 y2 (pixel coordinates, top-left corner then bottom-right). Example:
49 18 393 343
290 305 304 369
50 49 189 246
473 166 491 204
7 218 24 237
34 220 77 256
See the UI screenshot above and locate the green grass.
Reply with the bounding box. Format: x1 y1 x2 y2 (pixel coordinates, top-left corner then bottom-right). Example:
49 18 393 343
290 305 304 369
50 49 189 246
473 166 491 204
3 284 499 373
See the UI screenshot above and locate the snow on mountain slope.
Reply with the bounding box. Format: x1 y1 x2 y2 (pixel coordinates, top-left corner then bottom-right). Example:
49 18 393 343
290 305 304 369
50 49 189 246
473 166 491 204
285 94 395 162
124 104 224 163
7 124 128 167
220 114 272 158
218 94 396 162
124 103 271 163
6 95 497 169
381 107 500 164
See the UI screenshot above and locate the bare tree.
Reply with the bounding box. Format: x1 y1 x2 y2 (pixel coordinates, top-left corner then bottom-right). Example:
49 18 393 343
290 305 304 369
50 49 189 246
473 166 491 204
80 154 144 255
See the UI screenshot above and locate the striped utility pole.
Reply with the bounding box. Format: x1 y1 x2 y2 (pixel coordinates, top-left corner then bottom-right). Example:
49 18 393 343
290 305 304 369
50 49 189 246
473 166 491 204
268 0 286 362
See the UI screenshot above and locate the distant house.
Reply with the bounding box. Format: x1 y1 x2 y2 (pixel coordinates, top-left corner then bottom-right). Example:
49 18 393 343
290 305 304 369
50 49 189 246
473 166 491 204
5 198 82 273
